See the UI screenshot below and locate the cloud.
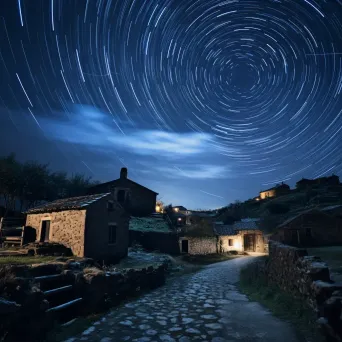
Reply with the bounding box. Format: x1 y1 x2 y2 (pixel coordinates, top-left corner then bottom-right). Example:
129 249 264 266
156 165 229 179
40 105 215 157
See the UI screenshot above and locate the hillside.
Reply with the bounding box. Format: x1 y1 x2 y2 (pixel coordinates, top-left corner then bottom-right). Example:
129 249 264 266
216 185 342 233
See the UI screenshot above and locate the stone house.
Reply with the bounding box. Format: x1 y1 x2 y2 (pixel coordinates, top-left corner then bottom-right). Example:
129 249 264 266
179 219 265 255
25 193 130 262
215 220 265 253
88 168 158 216
259 183 290 200
296 174 340 190
271 208 342 247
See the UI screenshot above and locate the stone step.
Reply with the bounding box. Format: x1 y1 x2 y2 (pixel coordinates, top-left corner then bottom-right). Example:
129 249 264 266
43 285 73 296
46 297 83 313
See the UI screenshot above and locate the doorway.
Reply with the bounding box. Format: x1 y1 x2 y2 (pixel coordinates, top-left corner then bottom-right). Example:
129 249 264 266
181 240 189 253
117 190 126 203
243 234 255 252
40 220 51 242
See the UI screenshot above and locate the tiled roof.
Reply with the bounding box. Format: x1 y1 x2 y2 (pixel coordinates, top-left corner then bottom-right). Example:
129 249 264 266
214 225 236 236
277 208 323 228
321 205 342 211
25 193 111 214
233 221 259 230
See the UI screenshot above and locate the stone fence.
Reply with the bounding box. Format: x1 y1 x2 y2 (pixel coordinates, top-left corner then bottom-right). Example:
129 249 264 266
0 259 167 341
267 241 342 341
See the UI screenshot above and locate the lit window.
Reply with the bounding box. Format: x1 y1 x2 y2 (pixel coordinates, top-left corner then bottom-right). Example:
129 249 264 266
108 224 117 244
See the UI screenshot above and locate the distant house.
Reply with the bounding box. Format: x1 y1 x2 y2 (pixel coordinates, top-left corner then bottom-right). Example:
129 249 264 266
259 183 290 200
25 193 130 262
215 220 265 253
88 168 158 216
271 208 342 247
172 206 192 225
179 218 265 255
296 175 340 190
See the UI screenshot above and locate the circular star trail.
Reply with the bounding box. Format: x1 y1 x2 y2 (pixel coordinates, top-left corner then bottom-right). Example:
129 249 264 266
1 0 342 185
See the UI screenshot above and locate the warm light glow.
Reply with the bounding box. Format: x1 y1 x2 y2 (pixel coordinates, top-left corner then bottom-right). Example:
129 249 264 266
156 205 161 212
177 217 182 221
174 207 179 212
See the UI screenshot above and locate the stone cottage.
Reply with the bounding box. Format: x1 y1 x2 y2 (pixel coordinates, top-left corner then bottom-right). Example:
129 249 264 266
259 183 290 200
179 218 265 255
215 220 265 253
25 193 130 262
271 208 342 247
88 168 158 216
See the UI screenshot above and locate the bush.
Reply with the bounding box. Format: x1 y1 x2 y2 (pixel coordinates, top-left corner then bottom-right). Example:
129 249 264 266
266 202 290 215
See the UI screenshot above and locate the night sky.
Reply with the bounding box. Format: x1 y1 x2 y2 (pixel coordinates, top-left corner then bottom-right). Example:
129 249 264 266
1 0 342 210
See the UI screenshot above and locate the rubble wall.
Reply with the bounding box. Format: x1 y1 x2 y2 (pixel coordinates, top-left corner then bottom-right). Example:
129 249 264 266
268 241 342 341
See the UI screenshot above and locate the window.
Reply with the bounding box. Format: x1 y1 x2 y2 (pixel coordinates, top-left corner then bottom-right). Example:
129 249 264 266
107 201 114 211
228 239 234 246
108 224 117 244
305 228 312 237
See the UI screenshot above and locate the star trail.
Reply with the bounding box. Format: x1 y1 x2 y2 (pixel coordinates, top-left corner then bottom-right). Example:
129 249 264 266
0 0 342 208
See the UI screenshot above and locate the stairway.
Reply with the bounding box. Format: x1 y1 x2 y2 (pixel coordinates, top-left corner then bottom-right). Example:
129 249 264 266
33 268 83 325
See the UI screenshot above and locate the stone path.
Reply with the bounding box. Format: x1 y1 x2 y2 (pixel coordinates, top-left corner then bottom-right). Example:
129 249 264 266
68 257 298 342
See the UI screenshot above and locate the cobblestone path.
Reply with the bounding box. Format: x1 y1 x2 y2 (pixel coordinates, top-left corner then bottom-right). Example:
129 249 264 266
68 257 298 342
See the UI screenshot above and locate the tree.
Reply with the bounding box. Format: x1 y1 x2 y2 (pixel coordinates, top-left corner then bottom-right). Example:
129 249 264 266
66 173 96 197
0 154 21 213
17 160 50 209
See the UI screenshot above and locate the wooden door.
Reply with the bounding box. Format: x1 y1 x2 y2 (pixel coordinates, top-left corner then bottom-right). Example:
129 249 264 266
244 234 255 252
40 220 50 242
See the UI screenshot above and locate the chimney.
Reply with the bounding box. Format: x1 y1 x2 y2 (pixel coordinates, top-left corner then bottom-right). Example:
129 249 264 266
120 167 128 179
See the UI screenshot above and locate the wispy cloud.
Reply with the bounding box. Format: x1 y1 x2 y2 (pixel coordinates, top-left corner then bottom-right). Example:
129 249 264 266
156 165 229 179
40 105 216 157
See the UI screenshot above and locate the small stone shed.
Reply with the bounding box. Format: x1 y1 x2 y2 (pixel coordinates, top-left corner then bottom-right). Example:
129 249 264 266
25 193 130 262
215 220 265 253
272 208 342 247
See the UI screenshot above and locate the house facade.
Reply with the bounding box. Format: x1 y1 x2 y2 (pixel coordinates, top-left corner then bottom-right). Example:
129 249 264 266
179 219 265 255
215 221 265 253
271 208 342 247
259 183 290 200
25 193 130 262
88 168 158 216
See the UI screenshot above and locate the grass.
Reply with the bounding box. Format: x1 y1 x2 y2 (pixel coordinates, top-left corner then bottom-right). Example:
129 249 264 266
129 216 172 233
181 253 239 265
238 257 324 342
0 255 61 265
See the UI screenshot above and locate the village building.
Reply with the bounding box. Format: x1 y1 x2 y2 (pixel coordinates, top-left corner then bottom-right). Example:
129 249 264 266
88 168 158 216
215 220 265 253
271 208 342 247
259 183 290 200
179 218 265 255
25 193 130 262
296 174 340 190
172 206 192 225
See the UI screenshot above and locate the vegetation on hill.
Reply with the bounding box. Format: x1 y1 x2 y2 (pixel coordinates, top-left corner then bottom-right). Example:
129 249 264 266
216 182 342 233
129 216 172 233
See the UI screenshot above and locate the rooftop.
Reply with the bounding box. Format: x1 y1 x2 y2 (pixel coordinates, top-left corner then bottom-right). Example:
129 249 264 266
25 193 111 214
129 216 172 233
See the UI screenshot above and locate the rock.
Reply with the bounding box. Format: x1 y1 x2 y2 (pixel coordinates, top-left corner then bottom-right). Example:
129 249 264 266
312 281 342 305
0 297 21 314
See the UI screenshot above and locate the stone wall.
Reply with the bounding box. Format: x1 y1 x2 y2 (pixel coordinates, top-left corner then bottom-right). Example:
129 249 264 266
267 241 342 341
180 237 217 255
0 259 167 341
26 210 87 257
